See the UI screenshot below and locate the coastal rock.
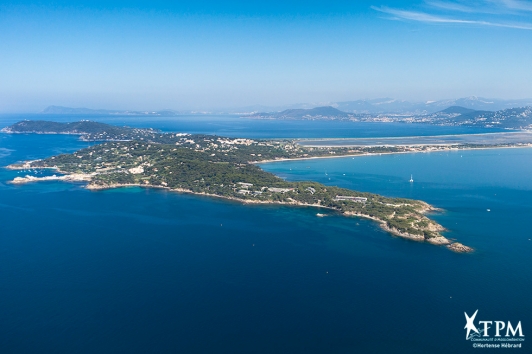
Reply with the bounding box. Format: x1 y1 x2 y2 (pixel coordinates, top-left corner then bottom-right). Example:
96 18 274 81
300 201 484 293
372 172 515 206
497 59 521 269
10 173 94 184
447 242 474 253
427 221 445 232
86 183 143 190
426 236 450 245
6 161 38 170
380 224 425 242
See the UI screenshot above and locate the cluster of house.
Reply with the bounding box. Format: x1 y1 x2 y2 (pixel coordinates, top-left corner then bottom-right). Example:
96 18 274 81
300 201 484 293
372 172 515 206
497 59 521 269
268 187 295 193
334 196 368 203
234 183 367 203
217 138 255 146
236 182 295 196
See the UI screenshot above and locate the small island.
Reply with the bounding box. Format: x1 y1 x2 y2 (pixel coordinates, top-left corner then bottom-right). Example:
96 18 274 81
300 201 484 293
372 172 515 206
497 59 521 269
3 120 476 252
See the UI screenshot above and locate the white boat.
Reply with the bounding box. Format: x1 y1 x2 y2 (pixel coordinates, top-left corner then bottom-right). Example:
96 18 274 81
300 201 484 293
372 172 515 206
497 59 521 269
409 174 414 183
316 213 326 217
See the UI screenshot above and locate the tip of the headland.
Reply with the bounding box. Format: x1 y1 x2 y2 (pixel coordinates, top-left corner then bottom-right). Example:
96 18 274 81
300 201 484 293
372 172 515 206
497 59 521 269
429 206 444 212
447 242 474 253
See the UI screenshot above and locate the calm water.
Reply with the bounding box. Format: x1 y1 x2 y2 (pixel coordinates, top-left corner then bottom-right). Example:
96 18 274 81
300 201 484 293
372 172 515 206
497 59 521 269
0 118 530 353
0 113 502 139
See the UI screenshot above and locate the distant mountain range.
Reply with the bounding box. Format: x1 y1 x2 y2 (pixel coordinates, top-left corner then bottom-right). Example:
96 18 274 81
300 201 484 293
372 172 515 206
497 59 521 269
42 96 532 119
241 97 532 115
247 104 532 129
41 106 180 116
331 97 532 114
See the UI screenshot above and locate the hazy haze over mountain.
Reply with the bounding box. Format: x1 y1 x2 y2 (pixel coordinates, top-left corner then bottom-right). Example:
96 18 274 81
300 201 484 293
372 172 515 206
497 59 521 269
332 97 532 114
2 1 532 113
38 97 532 116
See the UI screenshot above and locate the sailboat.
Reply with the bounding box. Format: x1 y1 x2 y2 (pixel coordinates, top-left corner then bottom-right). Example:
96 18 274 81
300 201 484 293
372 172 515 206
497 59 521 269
409 174 414 183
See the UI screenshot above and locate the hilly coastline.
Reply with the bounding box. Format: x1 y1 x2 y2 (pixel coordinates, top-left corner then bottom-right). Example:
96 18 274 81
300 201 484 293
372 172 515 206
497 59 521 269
246 105 532 129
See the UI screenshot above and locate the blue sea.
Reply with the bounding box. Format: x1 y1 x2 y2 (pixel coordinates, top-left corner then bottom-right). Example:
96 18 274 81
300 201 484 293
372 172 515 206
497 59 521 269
0 115 530 353
0 113 504 138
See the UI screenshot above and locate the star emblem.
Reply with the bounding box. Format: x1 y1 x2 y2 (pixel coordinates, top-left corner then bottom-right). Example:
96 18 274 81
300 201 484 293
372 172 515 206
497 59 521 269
464 310 479 339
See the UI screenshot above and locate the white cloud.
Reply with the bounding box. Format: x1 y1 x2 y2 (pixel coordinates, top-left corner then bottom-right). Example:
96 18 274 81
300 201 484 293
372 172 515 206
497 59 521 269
426 1 479 13
428 0 532 13
496 0 532 12
372 4 532 30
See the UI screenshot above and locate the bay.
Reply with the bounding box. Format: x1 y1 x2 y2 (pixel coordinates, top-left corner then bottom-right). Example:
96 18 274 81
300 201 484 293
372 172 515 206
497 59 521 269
0 114 502 139
0 117 530 353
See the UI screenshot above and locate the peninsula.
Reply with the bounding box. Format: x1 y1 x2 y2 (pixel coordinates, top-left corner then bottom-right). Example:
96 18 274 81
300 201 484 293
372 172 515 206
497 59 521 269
3 120 476 252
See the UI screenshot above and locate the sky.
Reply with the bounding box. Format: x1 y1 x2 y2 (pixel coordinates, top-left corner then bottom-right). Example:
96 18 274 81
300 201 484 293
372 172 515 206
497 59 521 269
1 0 532 112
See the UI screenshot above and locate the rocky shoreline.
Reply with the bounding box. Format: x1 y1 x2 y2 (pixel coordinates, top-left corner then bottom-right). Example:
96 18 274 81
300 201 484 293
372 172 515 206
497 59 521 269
10 173 95 184
89 182 474 253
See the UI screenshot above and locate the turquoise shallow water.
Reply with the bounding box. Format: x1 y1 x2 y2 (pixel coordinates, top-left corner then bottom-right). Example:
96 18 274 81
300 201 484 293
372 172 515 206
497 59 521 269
0 120 530 353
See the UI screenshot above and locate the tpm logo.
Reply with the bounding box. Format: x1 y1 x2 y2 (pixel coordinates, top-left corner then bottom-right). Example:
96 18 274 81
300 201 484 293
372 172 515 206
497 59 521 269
464 310 525 349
